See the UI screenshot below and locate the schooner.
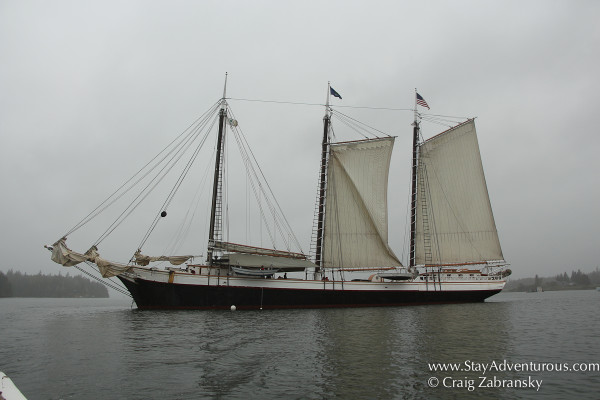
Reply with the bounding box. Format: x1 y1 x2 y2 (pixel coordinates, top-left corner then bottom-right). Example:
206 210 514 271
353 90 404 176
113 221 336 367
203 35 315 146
47 79 509 309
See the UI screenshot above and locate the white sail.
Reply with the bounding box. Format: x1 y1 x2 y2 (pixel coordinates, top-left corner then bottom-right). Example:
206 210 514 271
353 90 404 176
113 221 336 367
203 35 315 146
323 137 402 269
415 120 503 265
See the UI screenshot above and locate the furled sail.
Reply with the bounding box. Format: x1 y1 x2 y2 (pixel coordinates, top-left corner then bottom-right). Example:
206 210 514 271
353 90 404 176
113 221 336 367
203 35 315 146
322 137 402 269
222 253 316 271
50 238 89 267
49 238 133 278
211 241 306 259
133 250 193 266
415 119 503 264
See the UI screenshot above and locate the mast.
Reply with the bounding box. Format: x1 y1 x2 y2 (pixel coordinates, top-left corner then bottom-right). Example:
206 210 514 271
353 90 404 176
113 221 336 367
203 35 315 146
207 73 228 265
409 89 419 269
314 83 331 272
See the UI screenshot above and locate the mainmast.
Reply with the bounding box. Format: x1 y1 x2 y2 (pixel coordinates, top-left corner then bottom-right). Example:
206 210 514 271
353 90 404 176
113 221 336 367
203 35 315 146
314 83 332 272
409 89 419 269
207 73 228 265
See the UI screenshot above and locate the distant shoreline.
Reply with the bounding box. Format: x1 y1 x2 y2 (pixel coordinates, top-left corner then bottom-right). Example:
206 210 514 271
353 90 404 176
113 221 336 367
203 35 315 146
505 286 598 292
504 268 599 292
0 270 109 298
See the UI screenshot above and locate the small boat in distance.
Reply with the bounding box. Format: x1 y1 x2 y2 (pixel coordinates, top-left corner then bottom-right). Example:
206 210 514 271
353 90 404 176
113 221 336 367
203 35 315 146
47 79 510 309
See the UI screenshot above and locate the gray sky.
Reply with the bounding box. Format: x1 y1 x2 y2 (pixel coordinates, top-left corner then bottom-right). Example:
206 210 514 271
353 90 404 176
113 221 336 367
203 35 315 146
1 0 599 280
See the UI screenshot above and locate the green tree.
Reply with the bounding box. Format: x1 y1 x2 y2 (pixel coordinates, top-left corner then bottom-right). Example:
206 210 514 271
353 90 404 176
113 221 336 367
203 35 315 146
4 270 108 298
0 271 13 297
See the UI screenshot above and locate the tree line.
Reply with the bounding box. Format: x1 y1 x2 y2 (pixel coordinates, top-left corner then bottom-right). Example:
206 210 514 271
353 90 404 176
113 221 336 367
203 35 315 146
0 270 109 298
505 268 600 292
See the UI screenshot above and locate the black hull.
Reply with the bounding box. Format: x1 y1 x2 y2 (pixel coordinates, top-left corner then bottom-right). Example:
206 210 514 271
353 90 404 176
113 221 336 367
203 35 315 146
118 277 502 310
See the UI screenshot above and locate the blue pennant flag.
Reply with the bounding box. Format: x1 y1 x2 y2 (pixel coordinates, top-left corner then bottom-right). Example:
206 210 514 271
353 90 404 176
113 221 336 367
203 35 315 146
330 87 342 99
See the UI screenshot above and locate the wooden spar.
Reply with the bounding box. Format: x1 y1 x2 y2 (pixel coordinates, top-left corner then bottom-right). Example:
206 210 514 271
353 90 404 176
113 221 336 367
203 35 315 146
314 111 330 270
409 118 419 269
315 83 332 272
207 104 227 265
212 240 306 259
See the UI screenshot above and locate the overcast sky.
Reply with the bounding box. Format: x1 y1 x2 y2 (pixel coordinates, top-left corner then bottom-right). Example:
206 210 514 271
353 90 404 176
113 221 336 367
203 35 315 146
1 0 599 281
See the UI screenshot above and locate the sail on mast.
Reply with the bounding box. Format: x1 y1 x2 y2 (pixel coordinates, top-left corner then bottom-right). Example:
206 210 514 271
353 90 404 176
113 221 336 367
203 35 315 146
322 137 402 269
415 119 503 265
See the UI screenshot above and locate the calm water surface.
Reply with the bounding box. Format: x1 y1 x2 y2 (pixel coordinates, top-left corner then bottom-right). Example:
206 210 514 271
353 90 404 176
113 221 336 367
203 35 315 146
1 290 599 399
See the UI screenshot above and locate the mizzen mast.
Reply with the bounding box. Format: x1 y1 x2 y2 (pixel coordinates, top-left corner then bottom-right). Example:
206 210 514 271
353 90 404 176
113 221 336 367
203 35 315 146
409 89 420 269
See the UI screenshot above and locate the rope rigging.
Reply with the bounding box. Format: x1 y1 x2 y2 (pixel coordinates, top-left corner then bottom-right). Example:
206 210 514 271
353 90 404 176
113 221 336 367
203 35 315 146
63 101 221 239
58 98 310 267
162 144 216 257
76 263 131 297
330 109 393 139
135 111 220 251
228 96 468 120
420 113 470 128
93 110 220 247
56 95 474 273
227 107 305 254
228 97 414 112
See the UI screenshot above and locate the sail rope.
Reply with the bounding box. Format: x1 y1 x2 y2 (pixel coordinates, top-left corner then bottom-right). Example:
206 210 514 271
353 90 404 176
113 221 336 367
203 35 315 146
331 113 368 139
416 159 443 265
228 128 277 250
420 113 469 128
135 111 220 251
228 97 415 112
330 109 393 139
75 263 132 298
229 97 474 132
229 97 473 124
162 144 216 257
223 127 229 246
56 98 475 273
227 107 306 255
223 117 302 251
94 110 220 247
62 101 221 239
59 97 307 265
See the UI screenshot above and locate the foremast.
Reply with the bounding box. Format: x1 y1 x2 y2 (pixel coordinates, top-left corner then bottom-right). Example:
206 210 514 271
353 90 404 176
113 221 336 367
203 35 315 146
207 74 228 265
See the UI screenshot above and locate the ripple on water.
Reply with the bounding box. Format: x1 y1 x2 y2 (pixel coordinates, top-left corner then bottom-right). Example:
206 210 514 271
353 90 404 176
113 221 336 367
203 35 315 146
1 290 599 399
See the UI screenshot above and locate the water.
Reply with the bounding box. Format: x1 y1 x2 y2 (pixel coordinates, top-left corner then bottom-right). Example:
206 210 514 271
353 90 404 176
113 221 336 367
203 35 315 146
1 290 598 399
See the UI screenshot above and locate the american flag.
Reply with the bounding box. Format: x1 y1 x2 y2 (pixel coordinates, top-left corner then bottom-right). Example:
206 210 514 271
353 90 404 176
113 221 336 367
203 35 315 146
416 93 430 109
